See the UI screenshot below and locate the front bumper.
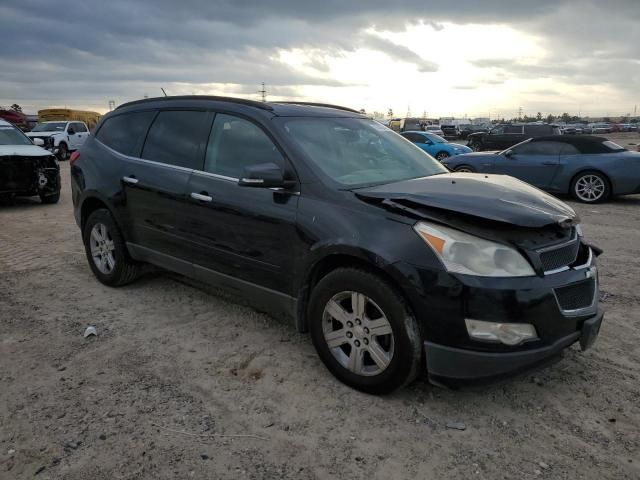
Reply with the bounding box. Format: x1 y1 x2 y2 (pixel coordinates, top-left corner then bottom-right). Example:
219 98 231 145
425 309 603 382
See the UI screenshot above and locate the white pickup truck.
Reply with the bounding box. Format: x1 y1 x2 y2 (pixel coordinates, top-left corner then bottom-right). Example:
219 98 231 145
26 121 90 160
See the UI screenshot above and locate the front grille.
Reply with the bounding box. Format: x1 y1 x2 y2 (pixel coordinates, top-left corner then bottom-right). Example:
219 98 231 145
554 279 595 311
539 237 580 272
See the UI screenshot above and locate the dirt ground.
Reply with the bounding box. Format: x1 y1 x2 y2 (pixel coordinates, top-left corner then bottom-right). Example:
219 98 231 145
1 134 639 479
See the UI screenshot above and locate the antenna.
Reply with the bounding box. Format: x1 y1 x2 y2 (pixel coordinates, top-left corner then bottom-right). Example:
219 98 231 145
161 88 168 97
258 82 267 102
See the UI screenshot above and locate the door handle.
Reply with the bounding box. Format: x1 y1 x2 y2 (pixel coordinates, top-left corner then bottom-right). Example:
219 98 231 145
122 176 139 185
190 192 212 202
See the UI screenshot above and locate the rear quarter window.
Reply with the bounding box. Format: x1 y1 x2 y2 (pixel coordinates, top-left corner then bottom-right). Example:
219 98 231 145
96 111 156 157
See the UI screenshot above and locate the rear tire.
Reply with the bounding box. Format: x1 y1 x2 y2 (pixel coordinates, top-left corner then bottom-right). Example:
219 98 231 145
435 151 450 161
570 171 610 203
83 209 140 286
308 268 422 394
455 165 476 173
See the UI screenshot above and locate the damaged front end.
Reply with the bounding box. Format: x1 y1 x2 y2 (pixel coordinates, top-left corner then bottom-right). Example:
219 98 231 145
355 173 604 384
0 153 60 199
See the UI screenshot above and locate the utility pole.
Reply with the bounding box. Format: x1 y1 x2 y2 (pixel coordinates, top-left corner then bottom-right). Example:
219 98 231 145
108 100 115 111
259 83 267 102
518 106 523 120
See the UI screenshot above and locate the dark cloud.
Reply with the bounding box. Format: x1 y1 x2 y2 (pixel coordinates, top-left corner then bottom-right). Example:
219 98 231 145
0 0 638 112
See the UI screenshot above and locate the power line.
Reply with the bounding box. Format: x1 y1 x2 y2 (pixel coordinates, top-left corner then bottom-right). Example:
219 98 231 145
258 83 267 102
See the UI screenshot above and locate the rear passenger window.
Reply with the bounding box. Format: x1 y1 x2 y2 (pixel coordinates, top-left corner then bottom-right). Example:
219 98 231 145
142 110 211 169
96 111 156 157
204 114 283 179
505 125 523 134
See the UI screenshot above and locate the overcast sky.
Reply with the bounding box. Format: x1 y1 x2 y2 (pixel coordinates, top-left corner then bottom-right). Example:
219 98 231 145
1 0 639 118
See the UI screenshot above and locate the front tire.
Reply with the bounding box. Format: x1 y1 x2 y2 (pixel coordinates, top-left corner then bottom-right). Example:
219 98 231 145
40 191 60 204
455 165 476 173
57 143 68 161
83 209 140 286
570 171 610 203
308 268 421 394
435 151 450 161
470 142 482 152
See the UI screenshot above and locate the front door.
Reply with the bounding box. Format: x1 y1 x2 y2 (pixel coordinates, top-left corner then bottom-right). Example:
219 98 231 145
182 113 299 296
494 140 563 188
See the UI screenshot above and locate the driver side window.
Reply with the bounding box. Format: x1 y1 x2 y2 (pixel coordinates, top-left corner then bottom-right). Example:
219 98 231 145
204 114 283 179
490 125 505 134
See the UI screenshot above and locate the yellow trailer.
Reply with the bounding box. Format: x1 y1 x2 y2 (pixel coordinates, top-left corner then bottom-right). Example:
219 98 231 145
38 109 102 129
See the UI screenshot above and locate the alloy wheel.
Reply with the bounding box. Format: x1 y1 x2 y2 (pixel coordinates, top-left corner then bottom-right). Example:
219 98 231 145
322 291 394 376
575 174 605 202
89 222 116 274
456 166 473 173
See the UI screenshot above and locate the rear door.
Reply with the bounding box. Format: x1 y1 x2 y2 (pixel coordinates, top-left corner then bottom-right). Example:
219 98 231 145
182 112 299 295
123 109 213 259
494 140 563 188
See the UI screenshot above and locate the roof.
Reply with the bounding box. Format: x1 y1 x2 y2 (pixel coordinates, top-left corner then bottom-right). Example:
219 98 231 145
530 135 620 153
116 95 363 118
0 119 12 126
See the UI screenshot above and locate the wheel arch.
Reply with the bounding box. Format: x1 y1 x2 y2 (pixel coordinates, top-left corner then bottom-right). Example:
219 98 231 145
79 193 125 239
295 249 416 333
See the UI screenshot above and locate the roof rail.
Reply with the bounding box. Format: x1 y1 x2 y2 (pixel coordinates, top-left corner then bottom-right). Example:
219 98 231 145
116 95 274 111
273 102 361 114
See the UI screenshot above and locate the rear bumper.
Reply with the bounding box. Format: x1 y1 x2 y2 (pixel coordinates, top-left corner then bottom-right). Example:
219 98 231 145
425 309 603 383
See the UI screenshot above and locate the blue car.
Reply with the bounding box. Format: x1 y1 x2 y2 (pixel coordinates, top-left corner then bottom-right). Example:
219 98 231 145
401 131 472 161
441 135 640 203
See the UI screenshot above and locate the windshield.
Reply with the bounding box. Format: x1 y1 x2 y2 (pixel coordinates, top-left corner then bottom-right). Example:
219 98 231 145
0 124 33 146
32 122 66 132
424 133 446 143
282 118 447 187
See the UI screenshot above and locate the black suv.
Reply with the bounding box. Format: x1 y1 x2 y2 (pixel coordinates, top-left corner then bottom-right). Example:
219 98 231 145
467 123 561 151
71 96 603 393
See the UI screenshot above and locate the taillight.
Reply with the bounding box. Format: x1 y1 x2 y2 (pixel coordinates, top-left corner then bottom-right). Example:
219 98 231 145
69 151 80 165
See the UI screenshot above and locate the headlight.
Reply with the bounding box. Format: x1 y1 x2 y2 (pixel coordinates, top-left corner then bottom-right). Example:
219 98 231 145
413 222 535 277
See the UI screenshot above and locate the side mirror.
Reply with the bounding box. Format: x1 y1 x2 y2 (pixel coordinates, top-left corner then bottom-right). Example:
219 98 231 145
67 128 75 135
33 138 44 146
238 162 294 189
504 150 514 158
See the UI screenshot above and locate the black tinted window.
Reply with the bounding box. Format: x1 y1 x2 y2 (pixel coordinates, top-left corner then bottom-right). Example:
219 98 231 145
513 141 566 155
97 111 156 157
505 125 523 134
75 122 88 133
204 114 283 178
525 125 552 136
142 110 211 169
402 133 422 143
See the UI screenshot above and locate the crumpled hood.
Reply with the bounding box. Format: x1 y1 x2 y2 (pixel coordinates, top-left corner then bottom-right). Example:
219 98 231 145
0 144 53 157
355 173 578 228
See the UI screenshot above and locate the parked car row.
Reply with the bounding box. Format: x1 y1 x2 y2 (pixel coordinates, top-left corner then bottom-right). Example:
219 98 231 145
443 135 640 203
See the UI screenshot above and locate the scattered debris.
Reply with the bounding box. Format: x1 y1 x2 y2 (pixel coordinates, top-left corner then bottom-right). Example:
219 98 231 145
445 421 466 431
200 454 209 460
534 469 542 475
99 434 107 441
83 326 97 338
539 461 550 470
7 449 15 456
64 441 80 451
35 466 46 475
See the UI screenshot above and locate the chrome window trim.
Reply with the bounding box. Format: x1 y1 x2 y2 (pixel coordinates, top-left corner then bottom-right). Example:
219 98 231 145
190 169 238 182
97 139 196 174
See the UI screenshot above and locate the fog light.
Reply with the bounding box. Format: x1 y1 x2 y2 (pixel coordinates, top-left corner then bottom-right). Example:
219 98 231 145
465 319 538 346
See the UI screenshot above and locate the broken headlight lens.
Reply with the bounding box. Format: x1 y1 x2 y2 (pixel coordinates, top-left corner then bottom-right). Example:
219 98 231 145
413 222 535 277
